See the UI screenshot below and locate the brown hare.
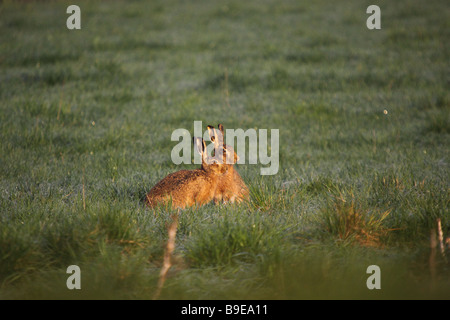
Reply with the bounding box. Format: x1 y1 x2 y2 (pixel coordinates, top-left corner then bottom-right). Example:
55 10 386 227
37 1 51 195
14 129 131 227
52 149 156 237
145 137 226 209
207 124 249 204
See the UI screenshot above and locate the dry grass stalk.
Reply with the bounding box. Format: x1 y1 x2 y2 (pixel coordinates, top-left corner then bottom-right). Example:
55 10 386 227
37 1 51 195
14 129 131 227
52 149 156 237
437 218 445 258
326 196 392 247
429 219 448 291
153 213 179 300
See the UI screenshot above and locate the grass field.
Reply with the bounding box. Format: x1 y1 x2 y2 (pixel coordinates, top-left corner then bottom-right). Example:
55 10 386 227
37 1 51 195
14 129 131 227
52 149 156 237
0 0 449 299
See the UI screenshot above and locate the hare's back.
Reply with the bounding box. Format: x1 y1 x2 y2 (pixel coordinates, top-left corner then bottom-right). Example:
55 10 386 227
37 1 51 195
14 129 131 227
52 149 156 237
148 170 205 195
146 169 214 208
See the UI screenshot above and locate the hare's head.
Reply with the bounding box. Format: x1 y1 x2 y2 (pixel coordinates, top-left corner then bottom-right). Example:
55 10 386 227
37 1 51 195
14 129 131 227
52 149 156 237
193 137 228 174
207 124 239 165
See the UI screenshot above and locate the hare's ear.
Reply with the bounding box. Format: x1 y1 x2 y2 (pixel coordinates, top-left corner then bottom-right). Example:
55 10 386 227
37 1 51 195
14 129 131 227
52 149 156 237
207 125 220 148
217 124 225 145
207 125 215 141
193 137 204 155
202 139 208 154
194 137 209 162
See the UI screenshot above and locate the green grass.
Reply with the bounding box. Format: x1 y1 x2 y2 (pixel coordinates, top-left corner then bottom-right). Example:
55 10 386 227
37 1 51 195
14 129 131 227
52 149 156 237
0 0 449 299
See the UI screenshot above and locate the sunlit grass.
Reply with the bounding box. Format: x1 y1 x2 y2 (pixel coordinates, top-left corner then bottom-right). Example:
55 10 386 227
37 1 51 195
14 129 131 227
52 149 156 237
320 194 392 247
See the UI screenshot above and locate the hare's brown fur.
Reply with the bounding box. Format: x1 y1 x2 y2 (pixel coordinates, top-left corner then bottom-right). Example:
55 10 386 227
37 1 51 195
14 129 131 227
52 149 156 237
145 168 219 209
145 137 227 209
208 124 249 204
145 124 249 209
214 165 249 203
